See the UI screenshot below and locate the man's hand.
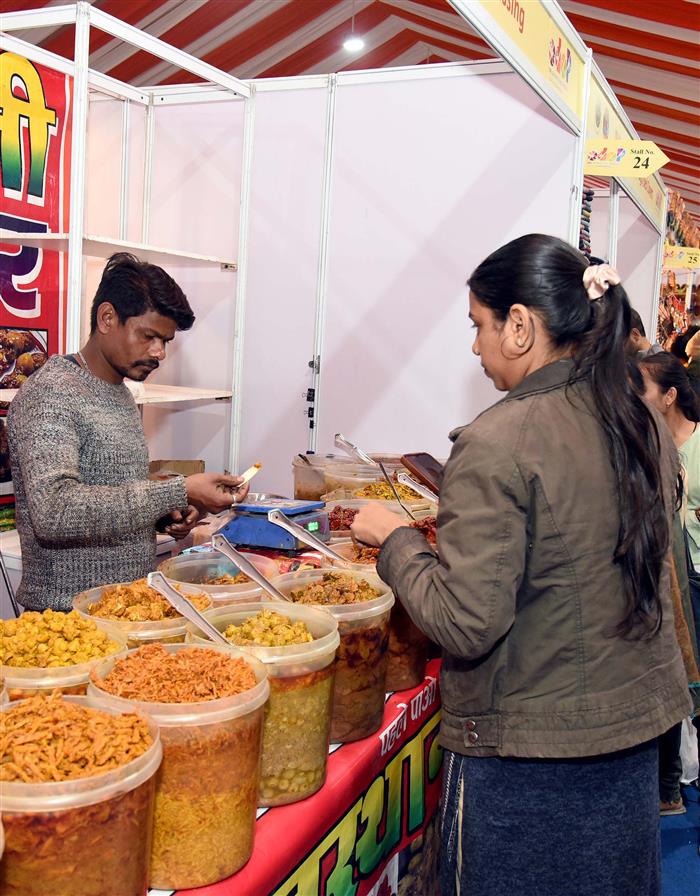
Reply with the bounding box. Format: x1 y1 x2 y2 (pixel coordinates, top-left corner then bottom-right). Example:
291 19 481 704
351 503 406 547
186 472 249 514
163 505 199 540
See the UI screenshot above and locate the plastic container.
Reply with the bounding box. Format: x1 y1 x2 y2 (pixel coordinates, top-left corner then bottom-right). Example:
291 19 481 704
72 582 211 648
0 695 162 896
158 551 279 605
271 570 394 742
316 542 429 691
1 621 128 701
293 454 349 501
88 642 269 890
188 602 339 806
323 463 384 496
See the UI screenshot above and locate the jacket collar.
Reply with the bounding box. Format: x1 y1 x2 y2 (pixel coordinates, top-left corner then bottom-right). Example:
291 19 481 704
449 358 577 442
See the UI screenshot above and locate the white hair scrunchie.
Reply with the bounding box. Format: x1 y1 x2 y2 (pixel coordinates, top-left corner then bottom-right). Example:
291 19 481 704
583 263 621 300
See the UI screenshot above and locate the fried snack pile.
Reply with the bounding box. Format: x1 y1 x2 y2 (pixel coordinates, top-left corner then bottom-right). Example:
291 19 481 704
91 643 256 703
1 610 121 668
351 543 380 564
223 609 313 648
0 692 152 783
206 572 250 586
87 578 210 622
290 572 380 606
354 480 416 501
328 506 359 530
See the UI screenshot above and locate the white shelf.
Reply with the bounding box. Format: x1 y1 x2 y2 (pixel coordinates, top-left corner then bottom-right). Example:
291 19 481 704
0 231 237 270
0 384 232 405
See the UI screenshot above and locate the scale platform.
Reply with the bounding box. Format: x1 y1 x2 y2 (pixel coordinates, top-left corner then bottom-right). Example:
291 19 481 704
216 499 330 552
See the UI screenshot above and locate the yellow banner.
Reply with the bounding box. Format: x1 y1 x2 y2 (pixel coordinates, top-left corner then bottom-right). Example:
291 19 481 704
468 0 586 123
584 139 670 177
664 244 700 270
587 72 666 232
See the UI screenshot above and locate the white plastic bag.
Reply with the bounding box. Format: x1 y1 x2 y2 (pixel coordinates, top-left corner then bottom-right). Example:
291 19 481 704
680 716 699 784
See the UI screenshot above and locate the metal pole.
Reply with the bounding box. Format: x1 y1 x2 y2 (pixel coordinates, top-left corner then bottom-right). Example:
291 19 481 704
308 74 338 453
119 99 131 241
227 88 256 476
568 48 593 247
65 0 91 354
608 180 620 267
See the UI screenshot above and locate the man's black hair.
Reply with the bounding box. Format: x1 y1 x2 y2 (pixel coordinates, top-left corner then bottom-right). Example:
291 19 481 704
629 309 646 339
90 253 195 333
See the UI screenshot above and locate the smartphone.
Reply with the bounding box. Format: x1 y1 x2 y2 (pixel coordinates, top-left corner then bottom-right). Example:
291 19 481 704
400 453 445 495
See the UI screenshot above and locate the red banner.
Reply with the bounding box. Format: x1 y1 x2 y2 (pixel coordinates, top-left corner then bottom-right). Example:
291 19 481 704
0 51 73 526
167 661 443 896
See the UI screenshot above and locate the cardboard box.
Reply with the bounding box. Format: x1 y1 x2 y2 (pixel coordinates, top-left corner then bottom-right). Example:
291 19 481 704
149 459 205 477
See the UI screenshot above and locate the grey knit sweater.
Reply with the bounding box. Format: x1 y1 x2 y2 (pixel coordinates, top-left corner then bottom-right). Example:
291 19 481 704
7 355 188 611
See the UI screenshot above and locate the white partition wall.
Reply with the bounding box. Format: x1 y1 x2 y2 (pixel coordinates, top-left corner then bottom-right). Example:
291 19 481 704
236 82 331 493
589 194 610 261
616 193 662 337
315 66 577 459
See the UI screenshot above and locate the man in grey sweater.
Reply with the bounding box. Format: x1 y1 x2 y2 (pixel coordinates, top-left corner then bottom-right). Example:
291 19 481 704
7 253 246 611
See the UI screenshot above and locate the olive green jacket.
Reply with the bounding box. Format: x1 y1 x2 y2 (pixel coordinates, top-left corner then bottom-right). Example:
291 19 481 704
378 359 691 758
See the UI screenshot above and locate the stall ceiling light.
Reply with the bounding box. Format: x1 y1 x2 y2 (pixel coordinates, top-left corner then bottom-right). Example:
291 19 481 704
343 36 365 52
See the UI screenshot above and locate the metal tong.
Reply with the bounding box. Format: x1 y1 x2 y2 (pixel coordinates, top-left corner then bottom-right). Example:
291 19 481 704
147 571 230 646
334 433 378 467
267 510 351 568
397 471 439 505
376 460 417 520
211 534 292 602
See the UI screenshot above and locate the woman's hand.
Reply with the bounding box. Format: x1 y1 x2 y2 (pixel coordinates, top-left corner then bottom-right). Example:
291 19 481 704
351 503 407 547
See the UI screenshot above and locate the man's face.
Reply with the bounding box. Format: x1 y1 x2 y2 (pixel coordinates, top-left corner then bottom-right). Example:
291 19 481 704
101 307 177 381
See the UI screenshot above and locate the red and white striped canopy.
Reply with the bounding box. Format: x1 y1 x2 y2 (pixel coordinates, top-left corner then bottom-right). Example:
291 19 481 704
5 0 699 220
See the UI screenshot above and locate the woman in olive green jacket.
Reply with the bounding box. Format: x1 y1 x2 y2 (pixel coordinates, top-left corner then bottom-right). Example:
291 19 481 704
352 234 690 896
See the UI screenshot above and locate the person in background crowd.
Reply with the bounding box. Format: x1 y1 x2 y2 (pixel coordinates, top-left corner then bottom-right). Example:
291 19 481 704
7 253 247 613
640 352 700 811
627 308 663 358
352 235 690 896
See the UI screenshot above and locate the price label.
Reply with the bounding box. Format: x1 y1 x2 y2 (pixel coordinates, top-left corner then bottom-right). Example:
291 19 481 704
584 139 670 177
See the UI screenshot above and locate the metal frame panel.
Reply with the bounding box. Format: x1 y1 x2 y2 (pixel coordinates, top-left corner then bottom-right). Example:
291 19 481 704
608 179 620 267
0 32 73 76
568 48 593 247
87 5 250 98
227 86 257 475
65 0 90 354
335 59 511 86
650 190 669 337
0 4 76 31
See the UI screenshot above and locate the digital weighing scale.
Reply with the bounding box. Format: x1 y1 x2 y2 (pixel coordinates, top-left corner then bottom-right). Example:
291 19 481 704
215 499 330 552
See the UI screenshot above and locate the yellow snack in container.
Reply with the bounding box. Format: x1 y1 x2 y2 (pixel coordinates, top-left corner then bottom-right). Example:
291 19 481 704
0 610 127 700
188 603 339 806
88 642 269 890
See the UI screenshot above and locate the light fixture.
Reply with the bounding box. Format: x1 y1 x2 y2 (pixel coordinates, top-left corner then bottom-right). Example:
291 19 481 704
343 0 365 53
343 36 365 52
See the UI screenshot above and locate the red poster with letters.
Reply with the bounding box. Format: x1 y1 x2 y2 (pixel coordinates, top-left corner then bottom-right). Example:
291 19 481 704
0 51 73 527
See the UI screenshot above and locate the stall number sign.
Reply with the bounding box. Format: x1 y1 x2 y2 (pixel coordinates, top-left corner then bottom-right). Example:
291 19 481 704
584 139 670 177
664 244 700 271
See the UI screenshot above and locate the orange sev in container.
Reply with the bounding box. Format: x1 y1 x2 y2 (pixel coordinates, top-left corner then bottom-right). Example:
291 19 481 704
88 642 268 890
0 693 161 896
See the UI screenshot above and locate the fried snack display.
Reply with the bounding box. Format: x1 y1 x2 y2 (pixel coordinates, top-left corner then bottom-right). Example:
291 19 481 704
354 480 417 501
0 610 121 668
206 571 250 585
284 572 393 742
223 609 313 648
410 514 437 543
90 644 267 889
0 694 159 896
91 643 256 703
87 578 210 622
290 572 380 606
328 505 360 531
350 543 380 564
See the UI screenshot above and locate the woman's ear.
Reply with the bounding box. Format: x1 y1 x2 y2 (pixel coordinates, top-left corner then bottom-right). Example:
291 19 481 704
665 386 678 408
507 304 536 353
